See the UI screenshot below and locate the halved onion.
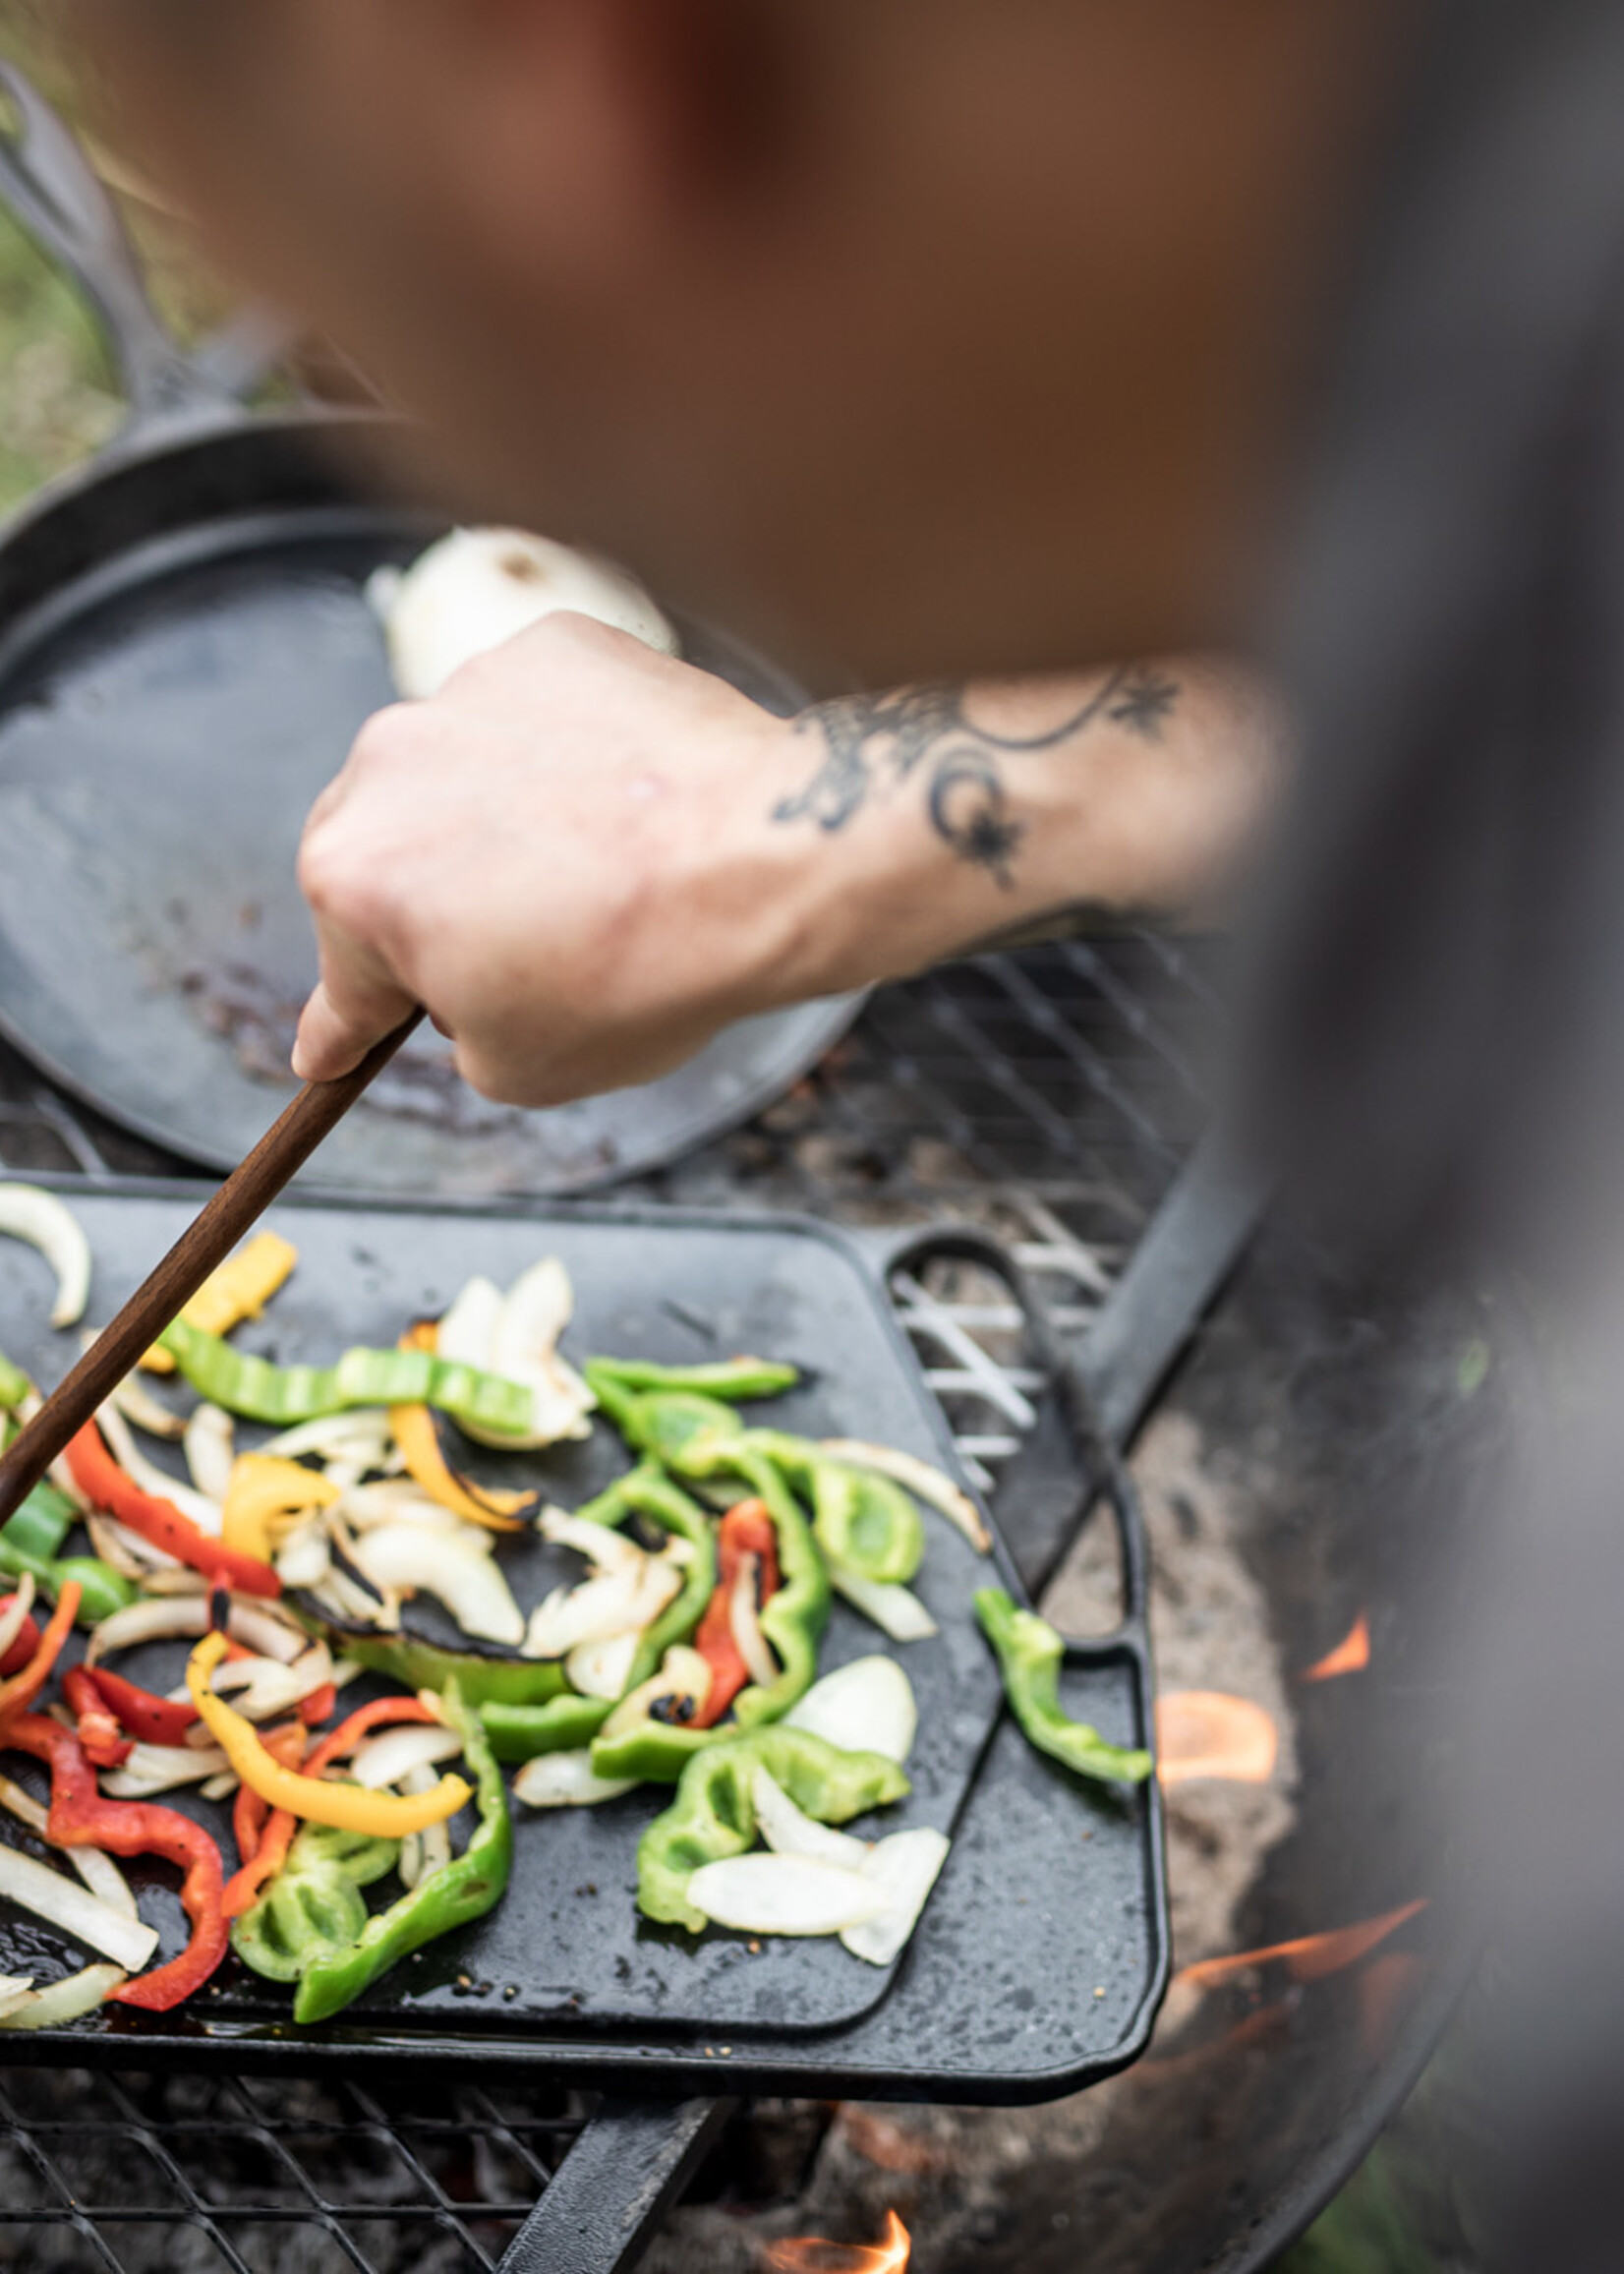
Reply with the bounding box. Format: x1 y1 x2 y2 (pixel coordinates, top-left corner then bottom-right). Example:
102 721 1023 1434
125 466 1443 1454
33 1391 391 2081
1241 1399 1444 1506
751 1767 870 1871
97 1400 222 1535
685 1854 890 1938
817 1438 991 1552
565 1629 642 1701
0 1184 90 1328
0 1962 125 2030
829 1570 939 1643
350 1723 465 1791
184 1404 237 1500
0 1574 35 1668
347 1521 525 1648
841 1828 952 1967
783 1657 918 1766
513 1751 639 1809
0 1839 159 1970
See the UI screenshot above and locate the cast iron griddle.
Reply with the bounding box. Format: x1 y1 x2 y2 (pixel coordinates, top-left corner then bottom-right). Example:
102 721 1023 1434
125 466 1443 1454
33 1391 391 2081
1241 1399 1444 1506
0 1190 1164 2099
0 508 857 1195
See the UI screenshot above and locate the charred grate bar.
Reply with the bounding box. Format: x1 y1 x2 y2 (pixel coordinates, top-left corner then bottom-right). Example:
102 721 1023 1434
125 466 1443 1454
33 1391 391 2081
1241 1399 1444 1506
0 934 1221 2274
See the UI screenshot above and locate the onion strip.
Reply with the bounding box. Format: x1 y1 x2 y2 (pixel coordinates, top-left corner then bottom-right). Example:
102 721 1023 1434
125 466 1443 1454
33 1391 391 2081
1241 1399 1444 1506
0 1774 139 1916
349 1724 464 1791
0 1962 126 2030
0 1184 91 1328
0 1838 159 1970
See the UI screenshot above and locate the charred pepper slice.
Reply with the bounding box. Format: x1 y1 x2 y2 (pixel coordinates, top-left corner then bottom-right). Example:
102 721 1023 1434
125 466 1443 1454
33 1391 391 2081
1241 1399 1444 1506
637 1725 910 1932
974 1588 1153 1786
293 1681 511 2025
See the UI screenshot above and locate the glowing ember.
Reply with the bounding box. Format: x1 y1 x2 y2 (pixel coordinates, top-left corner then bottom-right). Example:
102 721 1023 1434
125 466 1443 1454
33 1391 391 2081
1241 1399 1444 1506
1301 1612 1370 1681
765 2209 912 2271
1173 1897 1427 1993
1155 1690 1278 1785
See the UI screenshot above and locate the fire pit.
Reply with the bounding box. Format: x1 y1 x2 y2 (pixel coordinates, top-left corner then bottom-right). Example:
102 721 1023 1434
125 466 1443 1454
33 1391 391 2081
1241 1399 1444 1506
0 933 1480 2271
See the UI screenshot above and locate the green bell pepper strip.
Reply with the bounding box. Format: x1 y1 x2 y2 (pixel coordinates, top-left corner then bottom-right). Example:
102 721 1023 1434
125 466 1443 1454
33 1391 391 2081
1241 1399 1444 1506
158 1316 533 1437
293 1681 512 2025
231 1822 402 1984
753 1437 923 1588
484 1464 717 1764
584 1370 752 1466
638 1725 911 1932
0 1485 136 1625
974 1588 1154 1786
585 1356 799 1402
591 1445 829 1781
298 1621 569 1713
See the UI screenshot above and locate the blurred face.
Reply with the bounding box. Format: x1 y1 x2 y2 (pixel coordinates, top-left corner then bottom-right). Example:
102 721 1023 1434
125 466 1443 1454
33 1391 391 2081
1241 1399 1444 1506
72 0 1386 687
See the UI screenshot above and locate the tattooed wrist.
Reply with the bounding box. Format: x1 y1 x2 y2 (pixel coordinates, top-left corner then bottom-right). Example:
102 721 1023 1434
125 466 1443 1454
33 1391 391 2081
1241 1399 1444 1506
771 668 1179 887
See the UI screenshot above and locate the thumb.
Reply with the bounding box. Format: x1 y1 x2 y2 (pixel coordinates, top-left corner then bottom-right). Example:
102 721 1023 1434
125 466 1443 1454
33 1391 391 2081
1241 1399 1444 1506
292 961 418 1083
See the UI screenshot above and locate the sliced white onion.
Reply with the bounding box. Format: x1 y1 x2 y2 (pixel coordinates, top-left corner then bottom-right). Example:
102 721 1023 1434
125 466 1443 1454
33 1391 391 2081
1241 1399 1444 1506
817 1438 991 1553
201 1772 239 1803
310 1570 401 1631
184 1404 236 1500
435 1275 504 1371
600 1645 711 1739
138 1565 205 1596
87 1346 186 1443
564 1629 642 1701
396 1762 452 1890
259 1409 394 1467
227 1598 313 1664
783 1657 918 1766
0 1962 125 2030
275 1517 331 1592
729 1553 779 1690
523 1545 683 1661
207 1643 331 1722
751 1766 870 1871
0 1574 35 1667
685 1854 890 1938
443 1260 594 1450
538 1506 645 1576
830 1570 939 1643
101 1742 230 1796
0 1184 90 1329
0 1838 158 1970
340 1482 485 1537
347 1521 524 1648
349 1723 465 1791
86 1594 205 1664
0 1775 138 1916
0 1976 35 2020
513 1751 639 1809
86 1512 180 1580
841 1827 953 1967
96 1401 221 1535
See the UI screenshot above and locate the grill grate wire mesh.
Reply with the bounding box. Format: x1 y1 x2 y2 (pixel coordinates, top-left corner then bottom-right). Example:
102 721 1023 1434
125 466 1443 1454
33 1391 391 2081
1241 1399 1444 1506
0 935 1220 2272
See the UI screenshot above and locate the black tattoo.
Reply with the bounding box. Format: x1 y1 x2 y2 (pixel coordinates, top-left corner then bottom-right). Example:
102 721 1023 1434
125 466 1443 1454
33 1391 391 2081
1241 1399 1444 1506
772 668 1179 886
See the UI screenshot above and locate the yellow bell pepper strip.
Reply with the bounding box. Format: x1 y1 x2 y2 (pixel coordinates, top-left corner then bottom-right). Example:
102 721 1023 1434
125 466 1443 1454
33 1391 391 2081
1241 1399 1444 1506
187 1632 472 1836
222 1454 342 1565
142 1231 298 1375
389 1327 531 1532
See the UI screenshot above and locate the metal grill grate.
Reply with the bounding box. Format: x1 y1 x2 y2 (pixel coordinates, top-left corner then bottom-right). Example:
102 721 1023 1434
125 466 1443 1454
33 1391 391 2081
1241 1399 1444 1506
0 934 1221 2273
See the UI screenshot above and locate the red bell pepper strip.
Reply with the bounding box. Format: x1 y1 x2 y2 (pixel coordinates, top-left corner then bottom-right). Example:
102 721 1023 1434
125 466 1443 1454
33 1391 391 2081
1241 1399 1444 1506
63 1665 134 1769
691 1500 782 1729
0 1597 39 1679
2 1710 227 2012
0 1581 81 1725
65 1423 280 1599
84 1665 197 1749
221 1694 441 1918
299 1680 338 1728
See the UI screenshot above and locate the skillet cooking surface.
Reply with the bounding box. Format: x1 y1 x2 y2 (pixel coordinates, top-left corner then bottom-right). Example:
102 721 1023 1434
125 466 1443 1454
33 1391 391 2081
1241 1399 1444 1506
0 503 857 1195
0 1195 1026 2040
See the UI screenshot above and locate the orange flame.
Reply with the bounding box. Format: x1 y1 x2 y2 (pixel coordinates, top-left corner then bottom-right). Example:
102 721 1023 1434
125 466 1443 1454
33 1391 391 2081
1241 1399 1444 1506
1174 1898 1427 1994
765 2211 911 2272
1155 1690 1278 1786
1302 1613 1370 1682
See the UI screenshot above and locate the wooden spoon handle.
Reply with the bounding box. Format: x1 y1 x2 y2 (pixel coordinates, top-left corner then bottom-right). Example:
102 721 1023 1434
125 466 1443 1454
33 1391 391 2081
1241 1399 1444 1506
0 1010 424 1522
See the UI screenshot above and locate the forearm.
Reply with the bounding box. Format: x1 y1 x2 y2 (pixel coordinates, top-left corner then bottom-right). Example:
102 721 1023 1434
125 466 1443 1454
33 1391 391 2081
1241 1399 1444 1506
761 660 1284 997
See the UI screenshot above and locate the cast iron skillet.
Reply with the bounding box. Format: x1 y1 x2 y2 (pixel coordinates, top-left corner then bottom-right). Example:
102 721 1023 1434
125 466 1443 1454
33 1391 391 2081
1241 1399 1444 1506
0 68 859 1197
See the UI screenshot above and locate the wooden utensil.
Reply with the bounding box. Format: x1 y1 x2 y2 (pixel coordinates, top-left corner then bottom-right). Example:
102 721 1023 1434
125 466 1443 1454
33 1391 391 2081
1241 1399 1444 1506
0 1011 423 1522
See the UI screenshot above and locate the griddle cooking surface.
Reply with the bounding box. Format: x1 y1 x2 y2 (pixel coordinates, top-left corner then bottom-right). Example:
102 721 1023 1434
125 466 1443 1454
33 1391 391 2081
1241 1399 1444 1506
0 508 856 1195
0 1194 1014 2041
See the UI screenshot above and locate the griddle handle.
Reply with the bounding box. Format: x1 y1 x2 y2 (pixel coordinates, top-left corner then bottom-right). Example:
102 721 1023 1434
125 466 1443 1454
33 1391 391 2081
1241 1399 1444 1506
496 2097 730 2274
0 1010 423 1525
0 67 270 426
